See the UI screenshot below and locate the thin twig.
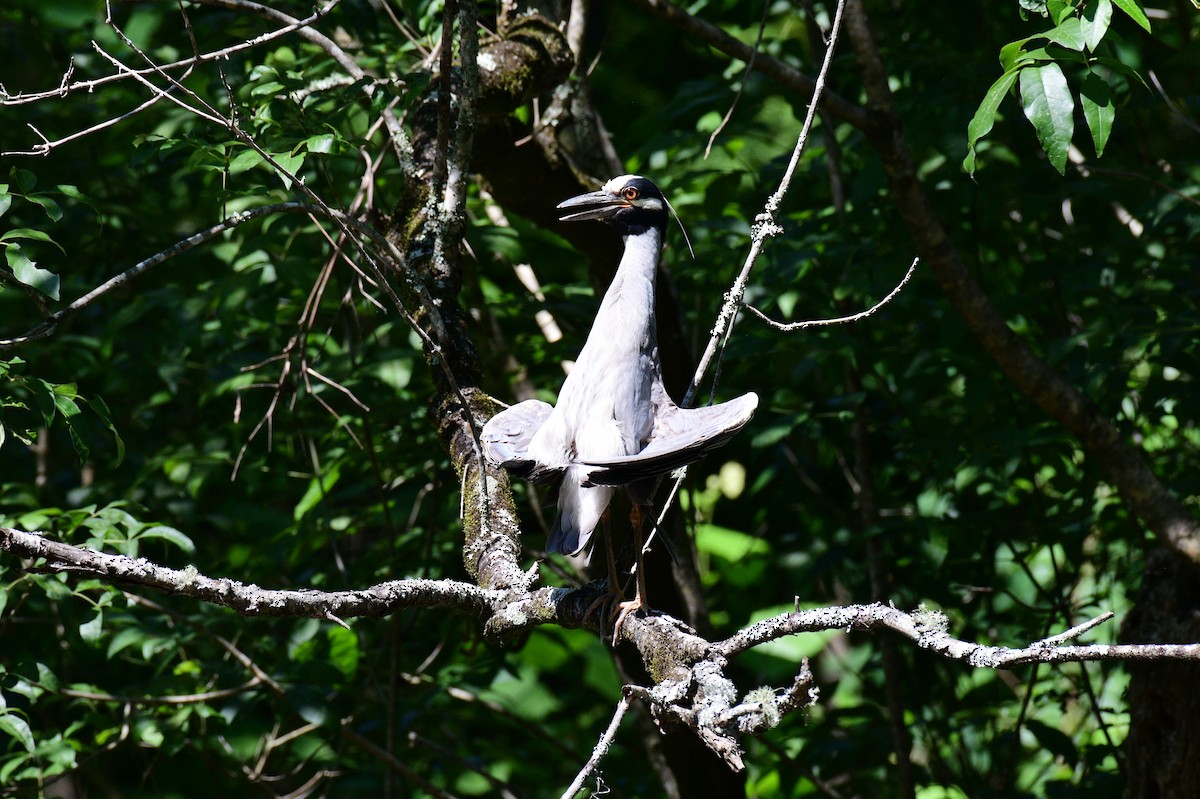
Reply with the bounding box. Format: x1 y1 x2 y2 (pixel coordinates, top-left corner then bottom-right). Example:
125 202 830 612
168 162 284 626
559 695 632 799
704 0 771 159
1034 612 1115 647
642 0 851 558
682 0 849 409
744 256 919 331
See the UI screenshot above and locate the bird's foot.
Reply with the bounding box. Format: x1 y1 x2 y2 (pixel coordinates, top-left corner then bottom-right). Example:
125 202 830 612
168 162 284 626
610 595 647 645
583 591 614 630
582 581 622 638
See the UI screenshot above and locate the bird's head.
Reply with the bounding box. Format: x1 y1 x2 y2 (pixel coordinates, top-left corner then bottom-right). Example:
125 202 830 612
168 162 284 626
556 174 666 236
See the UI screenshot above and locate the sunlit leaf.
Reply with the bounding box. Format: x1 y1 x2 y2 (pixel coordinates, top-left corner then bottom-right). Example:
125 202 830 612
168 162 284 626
1081 0 1114 50
79 611 104 645
1019 62 1074 174
1045 17 1085 50
1111 0 1151 31
0 713 35 753
5 245 60 300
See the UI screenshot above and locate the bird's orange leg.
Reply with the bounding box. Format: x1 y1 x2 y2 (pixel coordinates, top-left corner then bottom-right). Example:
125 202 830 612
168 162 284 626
611 503 649 643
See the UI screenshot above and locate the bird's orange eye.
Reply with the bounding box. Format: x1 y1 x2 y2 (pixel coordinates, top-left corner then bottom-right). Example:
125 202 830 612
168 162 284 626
621 187 639 201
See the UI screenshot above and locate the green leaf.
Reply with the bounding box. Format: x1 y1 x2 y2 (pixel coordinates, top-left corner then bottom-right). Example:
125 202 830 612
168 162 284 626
1080 72 1115 156
1045 17 1085 50
271 151 305 187
26 194 64 221
0 227 61 250
55 184 88 202
136 525 195 554
53 392 82 419
963 69 1021 175
1111 0 1151 31
5 244 61 300
10 169 35 194
107 628 148 659
1081 0 1114 50
64 414 91 464
1019 63 1075 175
79 611 104 644
30 378 58 428
294 463 341 520
305 133 338 154
0 188 11 218
327 626 360 681
1093 56 1150 89
1047 0 1074 23
228 148 264 175
0 712 35 753
1000 36 1047 71
36 662 60 692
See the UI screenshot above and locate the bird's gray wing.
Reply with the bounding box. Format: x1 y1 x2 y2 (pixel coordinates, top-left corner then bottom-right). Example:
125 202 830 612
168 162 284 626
580 392 758 486
480 399 559 481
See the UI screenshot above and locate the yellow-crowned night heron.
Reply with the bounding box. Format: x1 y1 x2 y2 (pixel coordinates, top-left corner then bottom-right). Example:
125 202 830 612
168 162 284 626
481 174 758 631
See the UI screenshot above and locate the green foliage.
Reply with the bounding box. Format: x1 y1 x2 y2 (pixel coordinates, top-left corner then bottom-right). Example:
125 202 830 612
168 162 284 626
0 358 123 464
964 0 1149 174
0 0 1197 796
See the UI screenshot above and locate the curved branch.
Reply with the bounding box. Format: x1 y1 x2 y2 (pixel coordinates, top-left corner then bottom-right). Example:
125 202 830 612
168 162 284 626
744 256 919 332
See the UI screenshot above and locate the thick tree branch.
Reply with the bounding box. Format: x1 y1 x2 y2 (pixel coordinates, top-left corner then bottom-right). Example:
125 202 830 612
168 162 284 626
7 526 1198 774
1 527 497 621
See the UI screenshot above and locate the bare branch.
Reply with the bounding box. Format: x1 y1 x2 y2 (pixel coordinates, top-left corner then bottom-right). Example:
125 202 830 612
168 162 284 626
2 526 497 621
716 603 1200 667
0 1 341 108
682 0 850 409
7 525 1200 772
560 695 632 799
59 679 263 706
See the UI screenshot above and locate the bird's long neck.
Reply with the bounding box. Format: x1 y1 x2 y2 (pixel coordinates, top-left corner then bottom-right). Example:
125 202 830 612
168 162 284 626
573 226 663 365
605 226 662 301
618 227 663 278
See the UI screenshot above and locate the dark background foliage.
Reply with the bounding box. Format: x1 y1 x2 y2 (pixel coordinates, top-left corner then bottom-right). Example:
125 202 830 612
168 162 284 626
2 0 1198 796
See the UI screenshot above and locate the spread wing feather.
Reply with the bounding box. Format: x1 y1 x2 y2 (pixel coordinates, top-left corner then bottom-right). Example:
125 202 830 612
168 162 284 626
479 400 559 481
580 392 758 486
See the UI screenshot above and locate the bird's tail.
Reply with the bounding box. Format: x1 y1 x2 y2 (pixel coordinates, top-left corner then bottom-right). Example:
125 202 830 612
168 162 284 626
546 466 612 559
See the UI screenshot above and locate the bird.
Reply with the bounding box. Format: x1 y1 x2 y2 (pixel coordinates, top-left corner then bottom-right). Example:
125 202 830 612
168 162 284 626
481 174 758 633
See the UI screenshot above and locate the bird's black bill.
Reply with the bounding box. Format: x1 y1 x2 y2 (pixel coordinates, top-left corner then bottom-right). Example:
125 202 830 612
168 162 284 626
556 190 627 223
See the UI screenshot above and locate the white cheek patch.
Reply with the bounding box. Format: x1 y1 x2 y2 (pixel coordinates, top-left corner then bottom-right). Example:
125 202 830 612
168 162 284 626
636 197 664 212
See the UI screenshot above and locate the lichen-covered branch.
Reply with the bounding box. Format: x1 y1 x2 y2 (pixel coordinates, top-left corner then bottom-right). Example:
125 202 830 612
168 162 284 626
7 526 1198 773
